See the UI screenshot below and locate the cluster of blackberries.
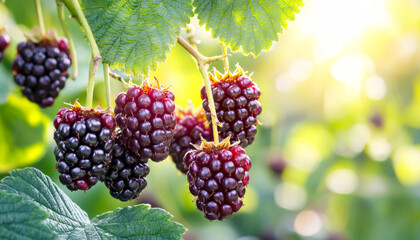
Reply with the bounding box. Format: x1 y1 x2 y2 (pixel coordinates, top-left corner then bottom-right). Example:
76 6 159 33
201 68 261 148
53 102 116 191
177 67 261 221
12 38 71 107
0 33 10 61
169 104 212 173
185 138 251 220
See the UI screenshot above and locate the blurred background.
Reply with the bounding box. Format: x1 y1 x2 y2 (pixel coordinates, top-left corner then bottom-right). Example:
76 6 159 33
1 0 420 239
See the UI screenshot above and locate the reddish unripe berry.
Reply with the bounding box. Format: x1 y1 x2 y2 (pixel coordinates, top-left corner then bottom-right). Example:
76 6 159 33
186 143 251 220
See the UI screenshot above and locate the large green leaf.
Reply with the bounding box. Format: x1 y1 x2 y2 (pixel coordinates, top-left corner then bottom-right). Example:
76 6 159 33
0 168 186 240
80 0 194 76
0 191 56 240
193 0 303 56
93 205 187 240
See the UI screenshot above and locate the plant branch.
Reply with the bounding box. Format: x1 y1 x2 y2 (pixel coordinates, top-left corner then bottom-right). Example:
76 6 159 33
56 0 77 80
35 0 45 35
103 64 112 108
222 43 229 73
177 36 229 144
86 55 95 108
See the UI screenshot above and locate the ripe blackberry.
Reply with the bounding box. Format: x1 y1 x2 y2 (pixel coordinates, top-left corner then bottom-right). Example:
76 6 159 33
105 133 149 201
0 32 10 62
53 101 116 191
114 80 176 162
12 32 71 108
169 103 212 173
186 137 251 221
201 67 262 148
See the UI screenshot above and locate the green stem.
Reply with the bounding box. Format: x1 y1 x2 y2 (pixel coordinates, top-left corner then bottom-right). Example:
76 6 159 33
199 62 219 144
56 0 78 80
86 55 95 108
35 0 45 35
222 44 229 73
103 64 112 108
177 36 230 144
68 0 100 61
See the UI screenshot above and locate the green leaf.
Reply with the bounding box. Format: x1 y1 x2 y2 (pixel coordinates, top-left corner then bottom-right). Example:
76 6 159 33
0 191 56 240
80 0 194 76
193 0 303 56
93 205 187 240
1 168 187 240
0 167 91 238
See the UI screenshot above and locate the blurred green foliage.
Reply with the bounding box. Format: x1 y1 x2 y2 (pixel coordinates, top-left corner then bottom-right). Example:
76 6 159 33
2 0 420 240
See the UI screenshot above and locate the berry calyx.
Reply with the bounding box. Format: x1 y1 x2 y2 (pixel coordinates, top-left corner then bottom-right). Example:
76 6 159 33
105 133 149 201
201 66 262 148
12 30 72 108
114 79 176 162
169 103 212 173
186 136 251 220
53 101 116 191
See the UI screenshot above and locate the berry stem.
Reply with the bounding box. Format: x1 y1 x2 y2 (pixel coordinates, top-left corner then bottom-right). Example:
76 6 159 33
67 0 101 68
103 63 112 108
86 55 95 108
34 0 46 36
199 62 220 144
177 36 225 144
222 44 229 73
56 0 78 80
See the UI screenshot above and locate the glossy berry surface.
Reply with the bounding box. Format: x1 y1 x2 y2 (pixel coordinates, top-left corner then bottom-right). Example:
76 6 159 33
12 39 71 107
105 133 149 201
186 143 251 221
201 69 262 148
114 82 176 162
0 33 10 61
169 107 211 173
53 104 116 191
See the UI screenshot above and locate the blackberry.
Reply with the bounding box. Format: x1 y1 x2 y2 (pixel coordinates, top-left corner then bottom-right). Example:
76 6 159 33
53 101 116 191
114 80 176 162
169 103 212 173
186 137 251 221
0 32 10 62
105 133 149 201
201 67 262 148
12 34 71 108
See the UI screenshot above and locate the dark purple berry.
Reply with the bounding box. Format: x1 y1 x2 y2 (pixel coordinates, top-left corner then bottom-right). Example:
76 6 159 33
53 102 116 191
12 37 71 107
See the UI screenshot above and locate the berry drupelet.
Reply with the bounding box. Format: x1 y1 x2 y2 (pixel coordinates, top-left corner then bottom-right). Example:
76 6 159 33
201 67 262 148
105 133 149 201
114 80 176 162
0 31 10 62
53 101 116 191
169 103 212 173
12 34 71 108
186 137 251 221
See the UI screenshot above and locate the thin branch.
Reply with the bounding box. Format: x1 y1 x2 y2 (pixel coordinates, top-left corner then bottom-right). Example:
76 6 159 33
35 0 46 35
56 0 78 80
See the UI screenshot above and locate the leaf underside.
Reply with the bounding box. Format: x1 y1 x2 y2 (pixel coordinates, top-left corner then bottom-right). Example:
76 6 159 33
193 0 304 56
0 168 186 240
80 0 194 77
